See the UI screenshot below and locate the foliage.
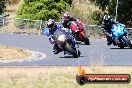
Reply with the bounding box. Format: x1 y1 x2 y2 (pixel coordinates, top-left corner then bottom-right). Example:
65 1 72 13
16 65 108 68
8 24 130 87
108 0 132 27
16 0 72 21
90 0 132 27
91 10 103 25
90 0 109 11
0 0 8 14
63 0 72 6
90 0 109 25
0 0 19 14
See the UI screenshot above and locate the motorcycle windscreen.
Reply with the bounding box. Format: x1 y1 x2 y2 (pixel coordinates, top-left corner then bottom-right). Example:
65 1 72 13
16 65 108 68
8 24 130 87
53 29 66 40
111 23 126 39
72 21 78 27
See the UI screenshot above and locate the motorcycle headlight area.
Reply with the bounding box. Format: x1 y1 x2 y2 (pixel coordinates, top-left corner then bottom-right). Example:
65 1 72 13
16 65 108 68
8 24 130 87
58 35 66 42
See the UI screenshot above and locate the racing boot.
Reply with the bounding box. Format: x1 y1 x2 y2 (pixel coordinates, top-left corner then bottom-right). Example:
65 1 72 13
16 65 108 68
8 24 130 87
106 35 112 46
53 50 60 54
53 43 62 54
107 41 112 46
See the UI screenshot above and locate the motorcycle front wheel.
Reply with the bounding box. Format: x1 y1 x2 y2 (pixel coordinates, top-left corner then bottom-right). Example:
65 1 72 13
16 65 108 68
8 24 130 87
122 36 132 49
65 43 78 58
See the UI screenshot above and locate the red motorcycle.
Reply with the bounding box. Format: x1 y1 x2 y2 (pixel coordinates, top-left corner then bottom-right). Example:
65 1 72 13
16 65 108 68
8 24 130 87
70 21 90 45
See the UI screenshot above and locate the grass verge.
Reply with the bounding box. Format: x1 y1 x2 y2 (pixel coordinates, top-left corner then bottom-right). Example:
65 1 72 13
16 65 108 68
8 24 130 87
0 66 131 88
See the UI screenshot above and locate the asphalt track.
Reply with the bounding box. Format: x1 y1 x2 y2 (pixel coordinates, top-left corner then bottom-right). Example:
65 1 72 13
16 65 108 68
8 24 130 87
0 33 132 66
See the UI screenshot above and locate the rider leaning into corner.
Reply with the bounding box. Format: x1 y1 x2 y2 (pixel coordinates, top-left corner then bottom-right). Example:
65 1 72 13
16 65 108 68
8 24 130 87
61 12 90 45
101 13 117 45
46 19 80 55
46 19 63 54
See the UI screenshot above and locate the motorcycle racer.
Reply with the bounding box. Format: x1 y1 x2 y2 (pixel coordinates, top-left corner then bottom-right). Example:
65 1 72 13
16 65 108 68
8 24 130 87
46 19 62 54
101 14 117 45
61 12 77 29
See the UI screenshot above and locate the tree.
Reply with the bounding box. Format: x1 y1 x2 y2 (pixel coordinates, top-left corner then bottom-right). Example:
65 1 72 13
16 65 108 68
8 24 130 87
16 0 72 21
108 0 132 27
90 0 109 24
0 0 19 14
0 0 8 14
90 0 132 27
90 0 109 11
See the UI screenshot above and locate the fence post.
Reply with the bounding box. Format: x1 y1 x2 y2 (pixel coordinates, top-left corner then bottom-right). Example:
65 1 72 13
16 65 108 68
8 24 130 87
2 17 5 26
39 20 43 35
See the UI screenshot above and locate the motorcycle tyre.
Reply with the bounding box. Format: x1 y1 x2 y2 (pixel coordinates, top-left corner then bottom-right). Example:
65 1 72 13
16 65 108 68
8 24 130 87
83 35 90 45
65 43 78 58
122 36 132 49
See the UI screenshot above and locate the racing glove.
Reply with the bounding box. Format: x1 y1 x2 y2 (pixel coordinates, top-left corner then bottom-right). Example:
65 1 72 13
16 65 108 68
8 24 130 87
49 36 54 44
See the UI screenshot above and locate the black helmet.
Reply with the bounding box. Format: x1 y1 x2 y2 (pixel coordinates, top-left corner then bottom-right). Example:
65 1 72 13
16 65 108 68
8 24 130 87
103 15 111 23
47 19 55 29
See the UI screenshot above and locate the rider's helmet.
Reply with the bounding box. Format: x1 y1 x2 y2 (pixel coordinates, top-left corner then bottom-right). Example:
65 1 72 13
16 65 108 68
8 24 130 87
47 19 55 30
64 12 70 19
103 15 111 24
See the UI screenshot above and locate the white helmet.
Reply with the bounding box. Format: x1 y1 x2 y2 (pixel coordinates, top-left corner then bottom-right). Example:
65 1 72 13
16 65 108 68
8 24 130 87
64 12 70 19
47 19 55 29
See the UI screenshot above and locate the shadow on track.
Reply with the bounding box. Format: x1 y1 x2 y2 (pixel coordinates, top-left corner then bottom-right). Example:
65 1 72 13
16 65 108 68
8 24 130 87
59 55 85 58
110 48 131 49
78 43 91 45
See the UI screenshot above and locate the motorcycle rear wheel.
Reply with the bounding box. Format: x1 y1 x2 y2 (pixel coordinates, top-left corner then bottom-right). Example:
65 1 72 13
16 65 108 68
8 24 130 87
119 45 124 49
83 35 90 45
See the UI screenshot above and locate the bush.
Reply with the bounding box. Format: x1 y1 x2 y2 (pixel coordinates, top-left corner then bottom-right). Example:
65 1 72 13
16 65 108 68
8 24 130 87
91 10 103 25
16 0 72 21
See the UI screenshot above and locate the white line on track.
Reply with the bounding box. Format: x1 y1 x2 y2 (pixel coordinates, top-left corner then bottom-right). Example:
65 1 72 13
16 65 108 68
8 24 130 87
0 50 47 63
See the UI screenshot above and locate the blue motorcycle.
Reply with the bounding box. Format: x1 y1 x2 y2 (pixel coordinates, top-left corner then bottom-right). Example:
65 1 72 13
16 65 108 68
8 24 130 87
111 23 132 48
43 27 81 58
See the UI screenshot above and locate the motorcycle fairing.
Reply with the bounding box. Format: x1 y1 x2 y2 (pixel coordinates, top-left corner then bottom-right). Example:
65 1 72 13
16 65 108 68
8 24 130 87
111 23 127 39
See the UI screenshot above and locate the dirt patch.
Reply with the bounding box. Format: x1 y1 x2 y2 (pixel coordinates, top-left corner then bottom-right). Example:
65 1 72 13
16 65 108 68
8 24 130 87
0 46 31 60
